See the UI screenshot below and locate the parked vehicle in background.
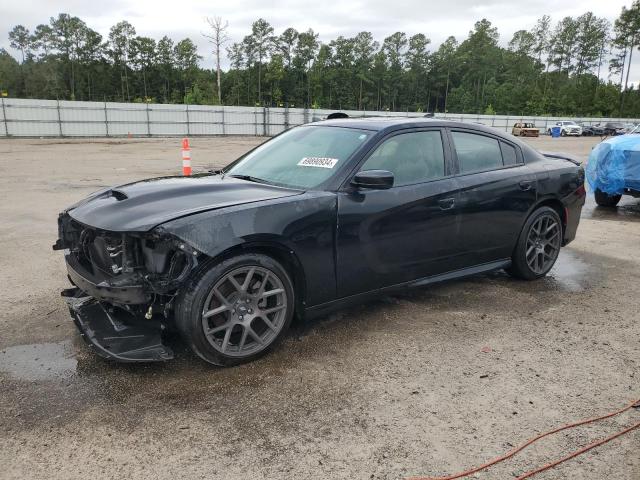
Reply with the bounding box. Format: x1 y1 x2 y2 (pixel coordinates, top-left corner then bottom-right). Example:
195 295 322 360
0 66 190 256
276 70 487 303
627 124 640 135
512 122 539 137
547 121 582 137
54 118 585 366
624 123 639 133
579 123 604 136
602 122 626 136
587 134 640 207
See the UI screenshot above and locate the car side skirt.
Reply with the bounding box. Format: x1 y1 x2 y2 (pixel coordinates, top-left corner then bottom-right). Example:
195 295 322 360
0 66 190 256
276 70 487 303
304 258 511 319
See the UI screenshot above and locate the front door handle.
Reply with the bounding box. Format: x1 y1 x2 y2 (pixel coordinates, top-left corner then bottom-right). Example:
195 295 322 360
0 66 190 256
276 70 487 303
438 198 455 210
519 180 533 191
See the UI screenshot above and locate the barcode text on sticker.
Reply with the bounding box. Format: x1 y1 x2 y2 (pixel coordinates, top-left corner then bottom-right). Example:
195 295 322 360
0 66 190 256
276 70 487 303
297 157 339 168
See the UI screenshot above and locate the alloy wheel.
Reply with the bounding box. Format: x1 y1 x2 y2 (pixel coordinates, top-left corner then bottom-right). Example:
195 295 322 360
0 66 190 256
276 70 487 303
525 213 561 274
201 266 288 357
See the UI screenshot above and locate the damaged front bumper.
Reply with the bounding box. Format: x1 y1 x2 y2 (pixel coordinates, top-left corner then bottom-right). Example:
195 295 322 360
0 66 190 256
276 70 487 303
64 288 174 362
54 213 203 362
65 252 149 305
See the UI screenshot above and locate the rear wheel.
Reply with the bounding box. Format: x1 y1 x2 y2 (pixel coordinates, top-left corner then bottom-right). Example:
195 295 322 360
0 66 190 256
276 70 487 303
175 253 295 366
507 207 562 280
594 189 621 207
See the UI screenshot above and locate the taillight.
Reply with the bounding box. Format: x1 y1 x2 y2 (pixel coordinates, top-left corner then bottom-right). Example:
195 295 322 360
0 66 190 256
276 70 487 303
576 184 586 196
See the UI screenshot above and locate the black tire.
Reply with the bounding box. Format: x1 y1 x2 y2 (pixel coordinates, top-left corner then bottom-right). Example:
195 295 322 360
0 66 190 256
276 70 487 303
594 189 621 207
175 253 295 367
507 207 563 280
560 129 567 137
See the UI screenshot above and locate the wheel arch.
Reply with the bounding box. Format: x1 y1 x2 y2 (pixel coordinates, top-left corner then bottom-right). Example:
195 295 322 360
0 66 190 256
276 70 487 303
513 197 566 253
534 197 566 232
205 240 307 320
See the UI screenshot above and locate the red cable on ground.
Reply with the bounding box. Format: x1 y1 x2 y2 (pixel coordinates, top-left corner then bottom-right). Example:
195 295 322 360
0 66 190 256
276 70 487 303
515 420 640 479
408 398 640 480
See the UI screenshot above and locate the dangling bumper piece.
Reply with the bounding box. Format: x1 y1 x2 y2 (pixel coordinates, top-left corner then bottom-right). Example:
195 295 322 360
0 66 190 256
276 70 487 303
64 290 174 362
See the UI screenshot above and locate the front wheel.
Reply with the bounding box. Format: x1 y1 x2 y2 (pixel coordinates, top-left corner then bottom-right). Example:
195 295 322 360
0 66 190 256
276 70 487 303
594 189 621 207
175 253 295 366
507 207 562 280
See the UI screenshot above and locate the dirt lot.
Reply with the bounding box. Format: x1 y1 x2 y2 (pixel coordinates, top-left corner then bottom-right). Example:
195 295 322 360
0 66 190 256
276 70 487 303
0 135 639 480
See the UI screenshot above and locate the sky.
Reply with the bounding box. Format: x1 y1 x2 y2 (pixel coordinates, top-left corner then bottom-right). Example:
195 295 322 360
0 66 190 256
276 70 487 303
1 0 635 82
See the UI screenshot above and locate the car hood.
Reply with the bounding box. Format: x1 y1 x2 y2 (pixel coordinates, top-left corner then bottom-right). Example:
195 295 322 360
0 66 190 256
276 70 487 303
66 175 302 232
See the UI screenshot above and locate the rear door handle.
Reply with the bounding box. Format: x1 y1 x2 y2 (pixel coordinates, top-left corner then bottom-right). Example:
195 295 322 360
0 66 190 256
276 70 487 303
519 180 533 191
438 198 455 210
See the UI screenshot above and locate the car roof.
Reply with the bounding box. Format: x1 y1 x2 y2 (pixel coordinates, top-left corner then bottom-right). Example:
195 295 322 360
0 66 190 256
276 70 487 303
308 116 514 139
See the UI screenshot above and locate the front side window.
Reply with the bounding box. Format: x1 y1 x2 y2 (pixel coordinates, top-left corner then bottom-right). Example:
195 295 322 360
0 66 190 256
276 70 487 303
451 131 503 174
226 126 372 189
359 131 446 186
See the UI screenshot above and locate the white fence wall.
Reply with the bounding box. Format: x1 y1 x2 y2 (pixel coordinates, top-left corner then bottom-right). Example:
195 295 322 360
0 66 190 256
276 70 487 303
1 97 638 138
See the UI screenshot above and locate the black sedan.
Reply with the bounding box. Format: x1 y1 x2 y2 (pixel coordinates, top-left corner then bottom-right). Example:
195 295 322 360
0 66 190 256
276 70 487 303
580 124 604 136
54 118 586 366
603 122 626 136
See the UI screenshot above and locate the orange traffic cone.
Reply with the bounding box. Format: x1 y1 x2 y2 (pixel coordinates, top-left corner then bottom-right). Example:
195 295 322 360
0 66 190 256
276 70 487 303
182 138 191 176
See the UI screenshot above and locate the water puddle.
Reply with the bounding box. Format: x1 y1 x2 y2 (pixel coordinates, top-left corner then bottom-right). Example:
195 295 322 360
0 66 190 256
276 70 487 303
0 341 77 381
478 249 594 294
582 196 640 222
545 250 592 292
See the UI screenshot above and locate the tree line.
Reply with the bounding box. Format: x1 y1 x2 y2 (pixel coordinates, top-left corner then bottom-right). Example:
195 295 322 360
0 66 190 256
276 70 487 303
3 4 640 117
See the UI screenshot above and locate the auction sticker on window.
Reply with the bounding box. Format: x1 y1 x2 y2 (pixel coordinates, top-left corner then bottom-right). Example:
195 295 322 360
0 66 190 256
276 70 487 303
297 157 339 168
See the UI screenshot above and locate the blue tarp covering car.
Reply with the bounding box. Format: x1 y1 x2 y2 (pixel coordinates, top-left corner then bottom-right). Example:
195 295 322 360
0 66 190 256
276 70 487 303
586 134 640 206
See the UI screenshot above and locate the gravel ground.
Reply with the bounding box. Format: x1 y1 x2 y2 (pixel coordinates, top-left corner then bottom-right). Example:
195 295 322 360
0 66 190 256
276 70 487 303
0 135 638 480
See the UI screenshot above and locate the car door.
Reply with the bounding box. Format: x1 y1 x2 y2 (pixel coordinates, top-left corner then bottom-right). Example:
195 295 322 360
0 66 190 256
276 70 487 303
335 128 463 298
448 128 537 266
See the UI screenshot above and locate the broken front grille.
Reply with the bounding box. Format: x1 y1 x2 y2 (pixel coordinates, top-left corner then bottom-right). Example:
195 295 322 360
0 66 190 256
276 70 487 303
68 222 140 280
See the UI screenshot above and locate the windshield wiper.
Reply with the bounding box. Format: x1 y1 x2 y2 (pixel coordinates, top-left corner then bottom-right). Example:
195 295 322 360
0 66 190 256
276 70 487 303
227 174 268 184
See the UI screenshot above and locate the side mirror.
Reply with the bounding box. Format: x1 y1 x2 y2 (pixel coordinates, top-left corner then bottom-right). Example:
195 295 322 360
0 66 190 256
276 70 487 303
351 170 394 190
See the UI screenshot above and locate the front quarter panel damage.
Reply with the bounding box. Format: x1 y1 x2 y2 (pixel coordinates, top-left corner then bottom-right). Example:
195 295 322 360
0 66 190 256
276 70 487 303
156 192 338 307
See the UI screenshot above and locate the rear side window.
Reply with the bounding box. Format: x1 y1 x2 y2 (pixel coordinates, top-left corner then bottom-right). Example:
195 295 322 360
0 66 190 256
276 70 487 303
451 131 503 174
500 142 518 165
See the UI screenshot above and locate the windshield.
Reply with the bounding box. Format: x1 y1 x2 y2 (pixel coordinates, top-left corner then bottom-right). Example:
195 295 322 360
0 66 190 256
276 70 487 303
225 126 372 189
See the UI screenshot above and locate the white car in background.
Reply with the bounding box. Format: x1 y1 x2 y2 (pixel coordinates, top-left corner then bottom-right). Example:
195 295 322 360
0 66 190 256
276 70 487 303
547 121 583 136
